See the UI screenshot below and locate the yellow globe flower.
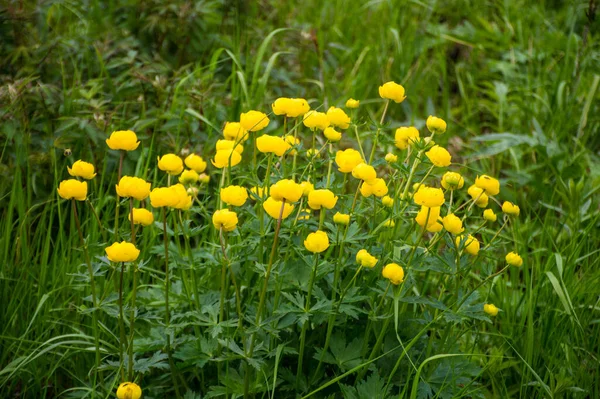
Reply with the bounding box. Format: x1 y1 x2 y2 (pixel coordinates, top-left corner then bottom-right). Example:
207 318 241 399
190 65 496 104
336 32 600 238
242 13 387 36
383 219 396 228
415 206 441 230
378 81 406 103
105 241 140 263
220 185 248 207
333 212 350 225
223 122 249 142
483 209 497 222
441 171 464 190
442 213 464 235
385 153 398 163
157 154 184 175
216 139 244 154
413 186 445 208
394 127 420 150
263 196 295 219
307 189 338 210
271 97 310 118
116 382 142 399
467 185 489 208
67 160 96 180
323 127 342 142
57 179 88 201
345 98 360 108
115 176 151 200
149 187 179 208
483 303 499 317
249 186 267 200
335 148 364 173
303 110 330 131
326 106 351 129
300 181 314 196
455 234 480 256
270 179 303 203
304 230 330 253
240 110 269 132
475 175 500 196
212 209 238 232
179 169 199 184
360 178 388 198
184 154 207 173
356 249 378 268
382 195 394 208
106 130 140 151
352 163 377 184
129 208 154 226
256 134 291 156
506 251 523 267
502 201 520 216
212 149 242 168
382 263 405 284
171 184 192 210
425 145 452 167
426 115 447 134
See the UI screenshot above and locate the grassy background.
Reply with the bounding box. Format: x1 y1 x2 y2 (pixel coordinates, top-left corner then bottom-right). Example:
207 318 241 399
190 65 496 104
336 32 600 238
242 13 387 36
1 0 600 397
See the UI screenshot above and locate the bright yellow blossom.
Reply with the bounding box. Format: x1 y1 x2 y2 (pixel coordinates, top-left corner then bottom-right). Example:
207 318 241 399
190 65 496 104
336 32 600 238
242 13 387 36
116 176 151 200
483 304 499 316
475 175 500 196
179 169 199 184
157 154 184 175
335 148 364 173
106 130 140 151
105 242 140 263
425 145 452 167
263 197 295 219
220 185 248 207
506 252 523 267
394 127 420 150
378 81 406 103
426 115 447 134
442 213 464 235
240 110 269 132
455 234 480 256
360 178 388 198
483 209 497 222
382 263 405 284
57 179 88 201
303 110 330 130
307 189 338 210
212 209 238 231
256 134 291 156
223 122 249 142
467 185 489 208
441 171 464 190
129 208 154 226
413 186 445 208
304 230 330 253
502 201 520 216
116 382 142 399
326 106 351 129
346 98 360 108
212 149 242 168
270 179 303 203
333 212 350 225
323 127 342 142
67 160 96 180
356 249 377 268
385 153 398 163
184 154 207 173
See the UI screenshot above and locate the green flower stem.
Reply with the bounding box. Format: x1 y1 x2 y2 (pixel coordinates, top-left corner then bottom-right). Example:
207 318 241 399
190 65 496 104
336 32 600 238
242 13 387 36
368 99 390 164
127 198 137 380
219 227 243 332
118 261 126 380
484 218 509 250
113 151 125 241
354 124 366 160
325 143 333 187
296 253 320 388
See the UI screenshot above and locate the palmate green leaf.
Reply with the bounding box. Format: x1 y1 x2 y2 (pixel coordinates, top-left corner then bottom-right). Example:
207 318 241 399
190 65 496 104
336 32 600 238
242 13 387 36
319 333 363 372
133 351 170 374
341 370 391 399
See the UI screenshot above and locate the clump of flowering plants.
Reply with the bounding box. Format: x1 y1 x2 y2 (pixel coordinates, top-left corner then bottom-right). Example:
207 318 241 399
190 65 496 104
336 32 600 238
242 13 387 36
57 82 523 398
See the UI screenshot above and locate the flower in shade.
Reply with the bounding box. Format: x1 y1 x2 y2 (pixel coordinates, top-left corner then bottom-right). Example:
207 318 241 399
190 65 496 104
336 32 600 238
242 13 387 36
475 175 500 196
220 185 248 207
57 179 87 201
378 81 406 103
105 241 140 262
129 208 154 226
356 249 377 268
116 382 142 399
441 171 464 190
394 127 420 150
425 145 452 167
304 230 330 253
335 149 364 173
483 304 499 317
116 176 151 200
68 160 96 180
382 263 405 284
212 149 242 168
157 154 184 175
303 110 330 131
212 209 238 232
502 201 520 216
307 189 338 210
426 116 447 134
240 110 269 132
345 98 360 108
333 212 350 225
184 154 207 173
223 122 249 142
455 234 480 256
270 179 303 203
106 130 139 151
326 106 351 129
263 197 294 219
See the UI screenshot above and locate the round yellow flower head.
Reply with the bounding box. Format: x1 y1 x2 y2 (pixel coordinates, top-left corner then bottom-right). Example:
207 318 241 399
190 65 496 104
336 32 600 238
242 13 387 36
467 185 489 208
323 127 342 142
212 209 238 232
184 154 207 173
360 178 388 198
455 234 480 256
483 304 499 317
57 179 87 201
306 148 321 158
284 135 300 155
506 251 523 267
271 98 310 118
382 195 394 208
223 122 249 142
129 208 154 226
335 148 364 173
116 176 151 200
382 263 405 284
352 163 377 184
383 219 396 228
441 171 464 190
171 184 193 210
303 110 330 131
475 175 500 196
270 179 303 203
263 196 295 219
67 160 96 180
426 115 447 134
240 110 269 132
212 149 242 168
149 187 179 208
385 153 398 163
179 169 199 184
256 134 291 156
249 186 266 200
394 127 420 150
425 145 452 167
199 173 210 184
106 130 140 151
216 139 244 154
157 154 184 175
442 213 464 235
356 249 377 268
345 98 360 108
326 106 351 129
300 181 314 196
105 241 140 263
308 189 339 210
333 212 350 225
304 230 330 253
220 185 248 207
415 206 441 230
116 382 142 399
378 81 406 103
483 209 497 222
413 186 445 208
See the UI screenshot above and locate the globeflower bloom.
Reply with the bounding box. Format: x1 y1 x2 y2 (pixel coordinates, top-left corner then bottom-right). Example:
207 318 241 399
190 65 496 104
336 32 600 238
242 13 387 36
323 127 342 142
116 382 142 399
216 139 244 154
415 206 441 232
271 97 310 118
467 185 489 208
105 241 140 263
442 213 464 235
170 184 193 210
455 234 480 256
441 171 464 190
303 110 330 130
502 201 520 216
149 187 179 208
256 134 291 156
106 130 140 151
304 230 330 253
223 122 249 142
129 208 154 226
413 186 445 208
382 195 394 207
240 110 269 132
483 304 499 317
307 189 338 210
425 145 452 167
382 263 405 284
475 175 500 196
352 163 377 184
506 251 523 267
157 154 184 175
57 179 88 201
383 219 396 228
360 178 388 198
184 154 207 173
300 181 314 196
356 249 377 268
212 209 238 232
394 127 420 150
378 81 406 103
426 115 447 134
220 185 248 207
333 212 350 225
483 209 497 222
212 149 242 168
385 153 398 163
263 197 294 219
179 169 199 184
67 160 96 180
335 148 364 173
326 106 351 129
249 186 266 200
346 98 360 108
115 176 151 200
270 179 303 203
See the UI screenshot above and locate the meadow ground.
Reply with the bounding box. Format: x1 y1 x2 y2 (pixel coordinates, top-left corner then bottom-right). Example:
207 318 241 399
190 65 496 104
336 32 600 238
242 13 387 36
1 0 600 398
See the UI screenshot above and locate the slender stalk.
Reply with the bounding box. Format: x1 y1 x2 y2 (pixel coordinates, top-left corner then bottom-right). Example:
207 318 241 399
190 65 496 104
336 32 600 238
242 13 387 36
368 100 390 164
219 228 243 331
127 198 137 380
114 151 125 241
296 253 320 388
118 261 126 379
